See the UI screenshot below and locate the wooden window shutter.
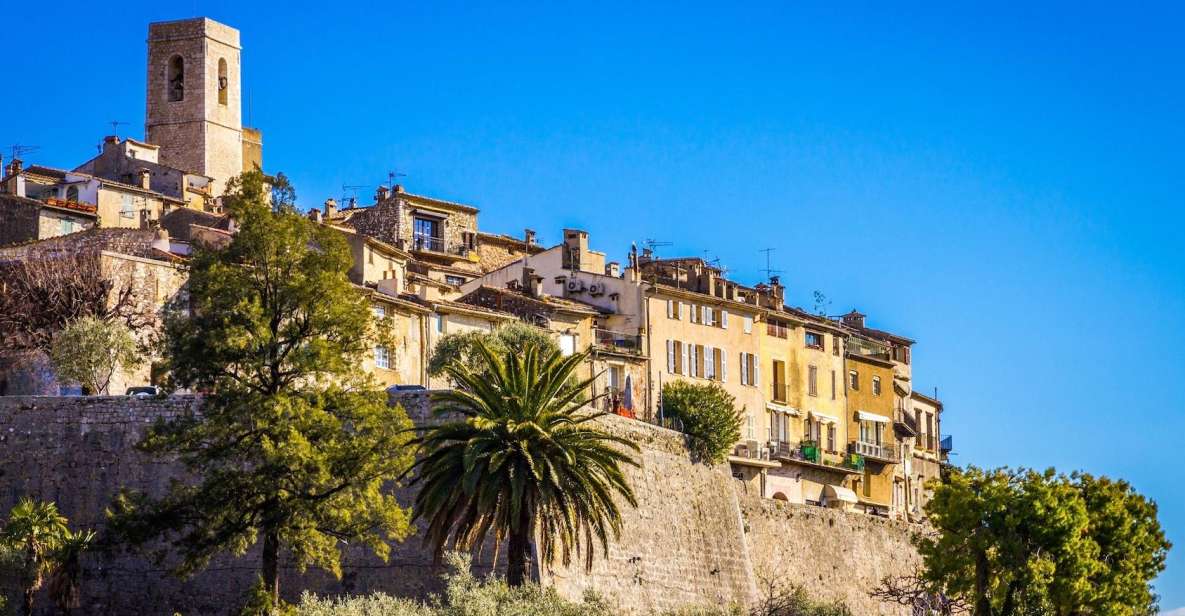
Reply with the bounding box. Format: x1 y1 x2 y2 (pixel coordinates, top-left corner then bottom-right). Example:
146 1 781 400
696 344 705 377
713 347 723 381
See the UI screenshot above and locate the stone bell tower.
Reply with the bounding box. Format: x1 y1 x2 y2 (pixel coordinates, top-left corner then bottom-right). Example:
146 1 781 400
145 18 244 196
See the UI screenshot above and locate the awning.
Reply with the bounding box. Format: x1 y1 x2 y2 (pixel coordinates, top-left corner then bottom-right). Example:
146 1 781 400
822 484 858 504
856 411 889 423
810 412 839 424
766 403 799 416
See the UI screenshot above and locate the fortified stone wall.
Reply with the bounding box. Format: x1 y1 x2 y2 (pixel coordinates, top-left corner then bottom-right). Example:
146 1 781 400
0 394 919 615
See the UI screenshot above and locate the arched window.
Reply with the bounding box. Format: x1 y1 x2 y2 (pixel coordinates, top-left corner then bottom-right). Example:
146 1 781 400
167 55 184 102
217 58 228 105
65 186 79 202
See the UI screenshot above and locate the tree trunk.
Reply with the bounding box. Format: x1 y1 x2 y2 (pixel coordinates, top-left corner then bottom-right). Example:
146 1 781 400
974 548 991 616
506 509 533 587
262 529 280 605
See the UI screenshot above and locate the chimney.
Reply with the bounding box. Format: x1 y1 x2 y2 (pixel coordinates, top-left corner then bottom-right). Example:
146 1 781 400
375 185 390 202
841 310 866 329
5 158 22 178
605 261 620 277
138 168 151 190
103 135 119 150
768 275 785 307
562 229 589 271
393 184 405 194
308 209 323 223
524 228 536 247
323 198 337 218
522 266 544 298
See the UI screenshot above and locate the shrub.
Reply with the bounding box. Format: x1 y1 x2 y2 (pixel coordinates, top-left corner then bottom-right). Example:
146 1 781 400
49 316 139 394
296 552 611 616
426 322 557 379
660 381 743 464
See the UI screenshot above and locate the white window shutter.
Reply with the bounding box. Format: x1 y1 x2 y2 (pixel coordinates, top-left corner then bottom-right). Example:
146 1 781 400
667 300 674 319
721 310 728 329
755 354 760 387
721 351 727 382
667 340 674 373
681 342 690 376
706 346 715 379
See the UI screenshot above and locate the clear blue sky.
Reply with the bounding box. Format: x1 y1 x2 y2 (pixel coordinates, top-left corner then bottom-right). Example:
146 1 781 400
5 0 1184 609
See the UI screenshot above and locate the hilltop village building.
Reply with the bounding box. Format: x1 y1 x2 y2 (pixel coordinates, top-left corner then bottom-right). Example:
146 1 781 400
0 16 950 522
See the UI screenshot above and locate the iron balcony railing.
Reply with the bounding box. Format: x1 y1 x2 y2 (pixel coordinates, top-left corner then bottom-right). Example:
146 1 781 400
412 234 445 253
770 440 864 472
849 440 896 462
593 329 643 355
940 435 953 453
847 337 891 361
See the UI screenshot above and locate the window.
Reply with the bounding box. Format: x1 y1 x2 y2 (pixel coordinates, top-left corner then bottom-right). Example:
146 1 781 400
705 346 716 380
59 219 76 235
372 305 386 318
872 376 882 396
771 360 786 402
827 424 836 452
559 334 576 357
667 299 677 320
374 346 390 369
433 314 444 334
121 194 137 219
217 58 228 105
808 365 818 397
66 186 79 203
720 309 728 329
690 304 701 324
830 370 836 400
167 55 184 102
413 217 442 251
704 307 715 327
746 414 754 439
445 275 465 286
805 331 824 349
833 337 841 356
849 370 859 391
742 315 753 334
739 352 758 386
608 364 624 391
767 319 788 339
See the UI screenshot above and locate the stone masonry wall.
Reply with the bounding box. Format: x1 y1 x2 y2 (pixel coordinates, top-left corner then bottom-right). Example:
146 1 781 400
0 394 919 614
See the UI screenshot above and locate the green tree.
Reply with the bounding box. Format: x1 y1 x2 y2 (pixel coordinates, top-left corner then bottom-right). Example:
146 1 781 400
0 499 80 616
107 170 416 609
659 381 743 465
1070 473 1169 616
48 316 139 394
412 343 639 587
917 466 1169 616
426 322 558 380
45 529 94 616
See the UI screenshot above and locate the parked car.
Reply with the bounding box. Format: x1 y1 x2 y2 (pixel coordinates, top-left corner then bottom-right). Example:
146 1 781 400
125 386 162 399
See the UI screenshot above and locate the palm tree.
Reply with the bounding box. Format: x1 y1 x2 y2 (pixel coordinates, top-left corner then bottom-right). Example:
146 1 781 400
47 529 95 615
1 498 70 616
411 342 640 586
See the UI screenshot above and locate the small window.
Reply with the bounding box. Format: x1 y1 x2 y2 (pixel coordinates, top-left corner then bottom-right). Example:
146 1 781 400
559 334 576 357
445 275 465 286
831 370 836 400
372 305 386 318
120 194 135 219
805 331 824 349
59 219 76 235
807 365 818 397
217 58 228 105
374 346 390 369
66 186 79 203
743 316 753 334
167 55 184 102
849 370 859 391
872 376 882 396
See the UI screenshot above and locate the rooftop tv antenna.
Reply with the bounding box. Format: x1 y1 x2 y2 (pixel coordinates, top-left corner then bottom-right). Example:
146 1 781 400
759 248 782 281
109 120 128 138
341 183 368 208
8 144 39 161
387 169 407 189
643 238 672 256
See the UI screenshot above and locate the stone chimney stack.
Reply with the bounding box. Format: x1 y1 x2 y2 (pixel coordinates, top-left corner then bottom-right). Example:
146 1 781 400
308 208 323 223
393 184 405 194
841 310 866 329
375 185 390 203
562 229 589 272
768 275 785 307
524 228 536 247
605 261 620 277
522 266 544 298
323 198 337 218
138 168 151 190
5 158 22 178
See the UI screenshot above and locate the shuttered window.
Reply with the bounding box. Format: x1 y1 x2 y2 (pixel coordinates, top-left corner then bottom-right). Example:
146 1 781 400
808 365 818 397
721 309 728 329
667 340 675 373
681 342 690 376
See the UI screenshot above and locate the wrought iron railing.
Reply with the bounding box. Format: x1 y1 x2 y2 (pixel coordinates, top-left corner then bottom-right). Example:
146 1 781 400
849 440 896 462
593 329 643 355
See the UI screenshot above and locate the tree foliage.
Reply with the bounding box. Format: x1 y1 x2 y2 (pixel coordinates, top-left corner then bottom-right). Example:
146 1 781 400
916 466 1170 616
49 316 140 394
411 343 638 587
426 322 558 379
0 499 92 616
659 381 743 465
107 170 416 607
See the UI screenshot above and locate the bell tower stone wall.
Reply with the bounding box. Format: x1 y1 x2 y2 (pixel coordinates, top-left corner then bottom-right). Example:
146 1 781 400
145 18 243 196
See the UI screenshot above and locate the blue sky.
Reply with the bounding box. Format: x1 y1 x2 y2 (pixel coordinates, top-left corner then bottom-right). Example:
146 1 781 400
5 0 1184 609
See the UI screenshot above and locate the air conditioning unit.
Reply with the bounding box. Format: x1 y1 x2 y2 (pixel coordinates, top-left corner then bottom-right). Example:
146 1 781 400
566 279 585 293
588 282 604 296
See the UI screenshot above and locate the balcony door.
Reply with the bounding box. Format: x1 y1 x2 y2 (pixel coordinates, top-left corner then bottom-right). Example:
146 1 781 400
413 216 442 251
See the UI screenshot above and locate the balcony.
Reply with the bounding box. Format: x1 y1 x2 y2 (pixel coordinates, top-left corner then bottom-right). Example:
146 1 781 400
43 198 97 214
893 409 917 436
593 329 644 356
847 337 891 361
849 440 896 463
412 234 470 257
770 440 863 474
940 435 953 454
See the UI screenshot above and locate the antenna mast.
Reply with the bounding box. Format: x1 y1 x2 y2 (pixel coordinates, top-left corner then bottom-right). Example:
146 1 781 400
759 247 782 281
